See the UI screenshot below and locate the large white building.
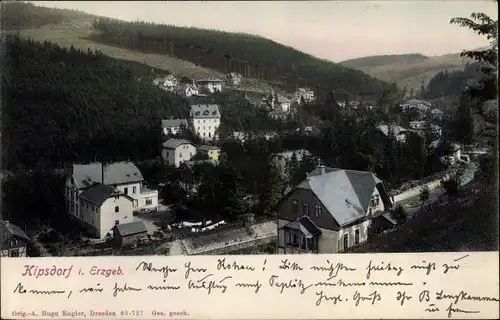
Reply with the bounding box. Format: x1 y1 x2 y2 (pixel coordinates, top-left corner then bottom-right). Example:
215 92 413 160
65 162 159 239
190 104 221 141
196 77 223 94
161 139 197 167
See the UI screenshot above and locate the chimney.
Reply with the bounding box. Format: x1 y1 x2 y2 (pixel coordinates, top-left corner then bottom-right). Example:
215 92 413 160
319 165 326 174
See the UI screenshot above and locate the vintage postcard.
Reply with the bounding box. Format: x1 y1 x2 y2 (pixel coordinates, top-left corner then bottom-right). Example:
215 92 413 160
0 0 498 319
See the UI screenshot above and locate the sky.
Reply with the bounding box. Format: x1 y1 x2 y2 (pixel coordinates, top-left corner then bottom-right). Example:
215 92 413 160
34 1 498 62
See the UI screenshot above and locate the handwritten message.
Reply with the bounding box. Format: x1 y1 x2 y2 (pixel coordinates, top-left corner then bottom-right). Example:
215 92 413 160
1 252 499 319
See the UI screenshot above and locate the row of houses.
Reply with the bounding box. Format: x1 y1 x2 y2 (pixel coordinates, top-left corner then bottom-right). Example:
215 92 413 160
161 139 221 167
162 104 221 142
153 73 244 97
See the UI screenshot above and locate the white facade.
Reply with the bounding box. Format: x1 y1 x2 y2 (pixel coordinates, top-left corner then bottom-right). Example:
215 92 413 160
153 75 179 91
79 194 134 239
190 104 221 141
162 119 188 136
196 78 223 93
295 88 315 103
162 140 197 167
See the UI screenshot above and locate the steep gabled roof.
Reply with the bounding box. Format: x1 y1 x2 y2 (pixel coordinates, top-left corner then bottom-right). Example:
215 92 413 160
114 221 147 236
1 220 31 245
69 161 144 189
162 138 193 149
296 167 387 227
79 183 122 206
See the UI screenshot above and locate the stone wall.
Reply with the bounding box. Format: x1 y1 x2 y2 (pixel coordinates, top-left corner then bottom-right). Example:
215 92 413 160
185 235 276 255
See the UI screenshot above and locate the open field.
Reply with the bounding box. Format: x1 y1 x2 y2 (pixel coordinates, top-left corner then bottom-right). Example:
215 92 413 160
18 27 279 94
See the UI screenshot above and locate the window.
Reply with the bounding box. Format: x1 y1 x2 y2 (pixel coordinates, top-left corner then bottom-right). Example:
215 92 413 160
9 249 19 257
179 152 183 158
166 151 169 157
96 208 100 214
145 198 152 205
124 187 128 195
354 229 360 244
291 199 298 213
86 203 89 209
208 132 211 138
10 239 18 247
315 204 322 217
303 204 309 215
343 234 348 250
132 187 137 194
115 206 119 213
115 220 119 225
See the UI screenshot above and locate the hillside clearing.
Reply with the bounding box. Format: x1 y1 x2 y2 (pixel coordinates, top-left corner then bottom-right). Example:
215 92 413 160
18 27 280 94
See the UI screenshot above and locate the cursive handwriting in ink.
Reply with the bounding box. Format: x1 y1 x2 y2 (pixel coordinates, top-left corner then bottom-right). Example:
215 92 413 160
279 259 303 271
268 275 312 294
446 303 480 319
235 280 262 294
216 258 255 271
315 290 344 307
147 279 181 291
369 281 413 286
112 282 142 298
410 261 436 275
436 290 500 304
396 291 413 306
353 290 382 306
315 279 366 288
441 263 459 274
365 260 404 280
184 261 207 279
187 274 229 294
13 282 67 296
425 304 439 313
136 261 177 279
310 260 356 280
79 283 103 293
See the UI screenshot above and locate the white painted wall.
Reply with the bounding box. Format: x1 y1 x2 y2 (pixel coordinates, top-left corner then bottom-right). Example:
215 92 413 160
135 190 159 212
337 220 371 252
163 126 183 136
97 196 134 239
162 144 197 167
192 118 220 141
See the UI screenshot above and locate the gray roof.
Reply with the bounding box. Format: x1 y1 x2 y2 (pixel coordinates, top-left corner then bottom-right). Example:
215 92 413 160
198 145 220 152
162 138 193 149
197 77 222 83
280 216 321 238
1 220 31 245
190 104 221 118
69 162 144 189
161 118 188 128
271 149 311 162
377 124 408 136
114 221 147 236
79 183 122 206
296 167 384 227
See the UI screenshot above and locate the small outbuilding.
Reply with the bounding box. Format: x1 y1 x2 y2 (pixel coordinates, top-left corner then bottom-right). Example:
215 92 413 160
112 221 148 247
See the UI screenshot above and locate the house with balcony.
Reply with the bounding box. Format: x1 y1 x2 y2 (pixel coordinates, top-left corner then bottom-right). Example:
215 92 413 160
1 220 32 257
161 118 188 136
65 161 159 238
276 166 393 254
161 138 197 167
196 77 223 94
190 104 221 141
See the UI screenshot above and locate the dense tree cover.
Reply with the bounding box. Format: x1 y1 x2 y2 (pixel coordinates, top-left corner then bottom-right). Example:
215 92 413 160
1 35 189 172
340 53 429 69
91 18 393 97
423 62 486 100
1 2 93 30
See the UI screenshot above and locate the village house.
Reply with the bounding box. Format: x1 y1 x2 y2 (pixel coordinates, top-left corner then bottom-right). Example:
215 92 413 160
196 77 223 93
295 88 315 104
226 72 243 85
65 161 159 238
161 118 188 136
409 121 442 137
112 221 148 247
375 123 410 143
161 138 197 168
197 145 221 162
270 149 313 179
428 139 462 165
1 220 32 257
190 104 221 141
174 83 200 98
153 74 179 91
400 98 431 113
276 166 393 254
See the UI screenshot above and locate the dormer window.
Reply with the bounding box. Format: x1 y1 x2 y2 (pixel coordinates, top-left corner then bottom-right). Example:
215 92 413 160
203 110 209 116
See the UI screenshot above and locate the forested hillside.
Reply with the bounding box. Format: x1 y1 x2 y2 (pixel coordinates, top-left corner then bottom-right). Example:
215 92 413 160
1 35 188 172
90 18 391 98
1 1 94 29
340 53 429 68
